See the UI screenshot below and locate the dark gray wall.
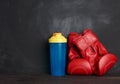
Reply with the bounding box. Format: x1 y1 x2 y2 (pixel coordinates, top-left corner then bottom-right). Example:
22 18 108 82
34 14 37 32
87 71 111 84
0 0 120 75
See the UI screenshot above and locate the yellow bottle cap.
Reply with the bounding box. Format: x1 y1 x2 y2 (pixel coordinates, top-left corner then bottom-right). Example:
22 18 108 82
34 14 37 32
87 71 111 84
49 32 67 43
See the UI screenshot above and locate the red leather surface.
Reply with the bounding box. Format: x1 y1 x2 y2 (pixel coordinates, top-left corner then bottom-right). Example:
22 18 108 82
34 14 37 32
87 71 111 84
67 28 118 76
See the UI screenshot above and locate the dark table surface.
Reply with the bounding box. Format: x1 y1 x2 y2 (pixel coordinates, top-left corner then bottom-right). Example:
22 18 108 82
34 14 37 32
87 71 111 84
0 74 120 84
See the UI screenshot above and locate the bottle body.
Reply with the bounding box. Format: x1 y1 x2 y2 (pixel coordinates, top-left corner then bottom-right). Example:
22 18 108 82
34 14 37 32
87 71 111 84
50 43 67 76
49 33 67 76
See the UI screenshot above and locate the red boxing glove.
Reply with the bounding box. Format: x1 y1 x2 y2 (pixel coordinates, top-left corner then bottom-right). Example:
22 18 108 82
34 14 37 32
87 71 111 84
67 32 92 75
73 29 108 71
68 32 81 61
67 28 118 76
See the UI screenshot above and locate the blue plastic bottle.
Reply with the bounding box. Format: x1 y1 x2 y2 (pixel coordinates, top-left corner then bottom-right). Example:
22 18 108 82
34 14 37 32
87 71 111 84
49 33 67 76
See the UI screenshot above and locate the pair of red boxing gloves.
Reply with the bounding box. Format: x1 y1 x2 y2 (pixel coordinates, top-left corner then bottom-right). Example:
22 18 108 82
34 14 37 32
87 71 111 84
67 28 118 76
